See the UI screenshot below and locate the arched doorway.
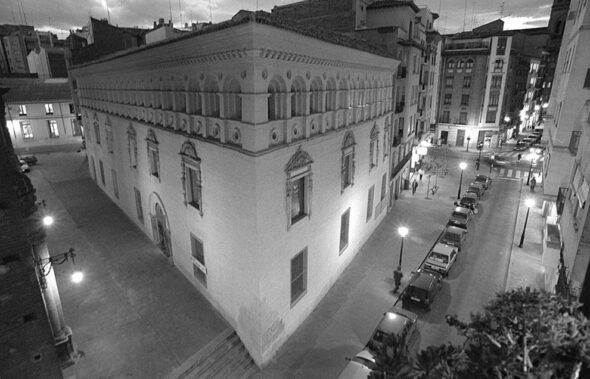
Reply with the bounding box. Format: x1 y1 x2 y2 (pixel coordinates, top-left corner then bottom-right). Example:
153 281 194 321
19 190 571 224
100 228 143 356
148 192 172 263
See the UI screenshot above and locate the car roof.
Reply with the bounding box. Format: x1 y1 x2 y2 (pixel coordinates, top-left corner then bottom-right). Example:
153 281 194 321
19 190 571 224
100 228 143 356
376 306 416 335
411 270 440 289
445 225 466 235
432 242 456 254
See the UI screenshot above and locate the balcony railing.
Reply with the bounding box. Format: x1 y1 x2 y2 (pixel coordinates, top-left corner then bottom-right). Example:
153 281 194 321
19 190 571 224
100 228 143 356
391 151 412 178
395 102 405 114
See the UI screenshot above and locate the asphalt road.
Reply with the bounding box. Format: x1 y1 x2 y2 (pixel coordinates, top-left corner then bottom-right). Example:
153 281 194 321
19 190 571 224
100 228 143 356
405 149 523 350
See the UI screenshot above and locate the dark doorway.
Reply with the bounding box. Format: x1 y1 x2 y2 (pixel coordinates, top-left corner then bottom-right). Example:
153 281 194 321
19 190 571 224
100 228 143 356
456 129 465 146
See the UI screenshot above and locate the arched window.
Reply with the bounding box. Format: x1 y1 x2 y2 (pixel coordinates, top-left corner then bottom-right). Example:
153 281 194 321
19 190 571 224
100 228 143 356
180 141 203 215
369 123 379 170
291 77 306 117
223 76 242 121
447 59 456 71
341 131 356 192
457 60 465 70
268 76 287 120
285 146 313 229
326 78 337 111
127 124 137 169
94 121 101 144
339 78 349 109
146 129 160 179
465 59 474 72
203 76 220 117
310 77 323 114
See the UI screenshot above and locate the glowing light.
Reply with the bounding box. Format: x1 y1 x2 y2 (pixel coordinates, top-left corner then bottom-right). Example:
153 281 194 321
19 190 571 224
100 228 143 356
525 198 535 208
71 271 84 283
42 216 54 226
386 312 398 320
398 226 409 238
459 162 467 170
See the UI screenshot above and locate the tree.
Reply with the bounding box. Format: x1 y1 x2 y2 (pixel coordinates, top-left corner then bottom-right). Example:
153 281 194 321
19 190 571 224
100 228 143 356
370 288 590 379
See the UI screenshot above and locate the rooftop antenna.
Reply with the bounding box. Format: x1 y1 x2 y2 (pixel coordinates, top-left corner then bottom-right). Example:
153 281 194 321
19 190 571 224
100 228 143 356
209 0 212 23
169 0 173 24
462 0 467 32
105 0 111 23
18 0 28 25
499 1 505 18
178 0 183 27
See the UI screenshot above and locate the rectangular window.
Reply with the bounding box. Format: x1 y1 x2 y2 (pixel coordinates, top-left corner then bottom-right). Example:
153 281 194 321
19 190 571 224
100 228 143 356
489 93 499 106
71 119 82 136
569 131 582 155
45 103 53 115
366 185 375 221
18 104 27 116
381 173 387 200
491 75 502 89
148 148 159 178
584 68 590 88
20 121 33 139
441 110 450 123
444 94 452 105
463 76 471 88
191 234 207 287
99 160 105 185
496 37 507 55
290 248 307 306
445 77 453 88
291 176 306 223
48 120 59 138
186 165 202 210
134 187 143 222
486 109 497 123
459 112 467 124
106 127 113 153
339 208 350 253
461 95 469 106
68 103 75 113
112 169 119 199
94 124 101 144
342 152 353 189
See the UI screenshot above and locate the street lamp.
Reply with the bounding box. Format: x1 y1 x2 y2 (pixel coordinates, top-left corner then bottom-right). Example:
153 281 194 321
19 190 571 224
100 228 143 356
397 226 409 267
466 136 471 152
457 162 467 199
518 199 535 248
526 149 538 185
34 248 84 289
42 215 54 226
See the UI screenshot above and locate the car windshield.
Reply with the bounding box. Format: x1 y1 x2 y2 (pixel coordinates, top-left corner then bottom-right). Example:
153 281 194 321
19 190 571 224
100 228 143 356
443 232 460 242
407 286 429 298
350 356 378 371
452 211 467 220
461 198 475 205
429 252 449 264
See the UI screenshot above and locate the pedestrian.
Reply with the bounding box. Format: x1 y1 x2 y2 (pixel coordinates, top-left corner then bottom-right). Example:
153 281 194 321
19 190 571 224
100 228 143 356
412 180 418 195
418 168 424 181
393 266 403 293
517 153 522 162
475 159 480 170
490 162 494 174
530 176 536 192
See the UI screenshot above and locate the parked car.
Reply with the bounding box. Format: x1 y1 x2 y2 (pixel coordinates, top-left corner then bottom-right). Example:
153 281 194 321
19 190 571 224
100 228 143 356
531 144 546 155
454 194 479 213
513 140 530 151
339 307 419 378
440 224 467 250
466 182 485 198
19 159 30 173
486 153 509 166
338 349 377 379
423 242 459 276
19 154 37 165
449 206 472 228
474 174 492 189
402 269 443 311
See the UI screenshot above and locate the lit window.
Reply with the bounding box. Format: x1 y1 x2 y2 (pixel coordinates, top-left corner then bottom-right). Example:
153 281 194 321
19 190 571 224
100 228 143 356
191 234 207 287
146 129 160 179
48 120 59 138
180 141 203 215
339 208 350 253
45 103 54 115
341 131 356 192
70 119 82 136
18 104 27 116
286 147 313 229
290 248 307 306
20 121 33 139
463 76 472 88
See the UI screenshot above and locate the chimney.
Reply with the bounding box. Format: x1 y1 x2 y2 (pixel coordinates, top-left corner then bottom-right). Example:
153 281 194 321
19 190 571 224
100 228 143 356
153 21 157 28
158 18 164 26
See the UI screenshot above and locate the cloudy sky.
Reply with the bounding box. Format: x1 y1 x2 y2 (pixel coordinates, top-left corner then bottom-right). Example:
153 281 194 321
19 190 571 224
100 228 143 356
0 0 553 39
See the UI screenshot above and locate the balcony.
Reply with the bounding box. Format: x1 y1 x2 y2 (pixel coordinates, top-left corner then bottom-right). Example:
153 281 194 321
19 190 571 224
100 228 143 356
391 150 412 178
392 134 403 147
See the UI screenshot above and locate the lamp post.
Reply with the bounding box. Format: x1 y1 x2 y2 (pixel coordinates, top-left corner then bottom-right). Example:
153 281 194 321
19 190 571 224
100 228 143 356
518 199 535 248
457 162 467 199
397 226 408 267
466 136 471 152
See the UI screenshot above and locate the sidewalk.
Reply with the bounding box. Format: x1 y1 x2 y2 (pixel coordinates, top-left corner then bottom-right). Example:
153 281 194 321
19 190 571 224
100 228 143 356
256 145 546 378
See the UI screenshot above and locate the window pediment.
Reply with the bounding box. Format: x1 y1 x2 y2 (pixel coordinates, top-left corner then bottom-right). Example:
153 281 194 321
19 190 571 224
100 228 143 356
285 146 313 174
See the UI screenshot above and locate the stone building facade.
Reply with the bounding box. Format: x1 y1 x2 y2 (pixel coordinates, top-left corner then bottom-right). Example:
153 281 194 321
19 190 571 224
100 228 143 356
69 12 400 365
